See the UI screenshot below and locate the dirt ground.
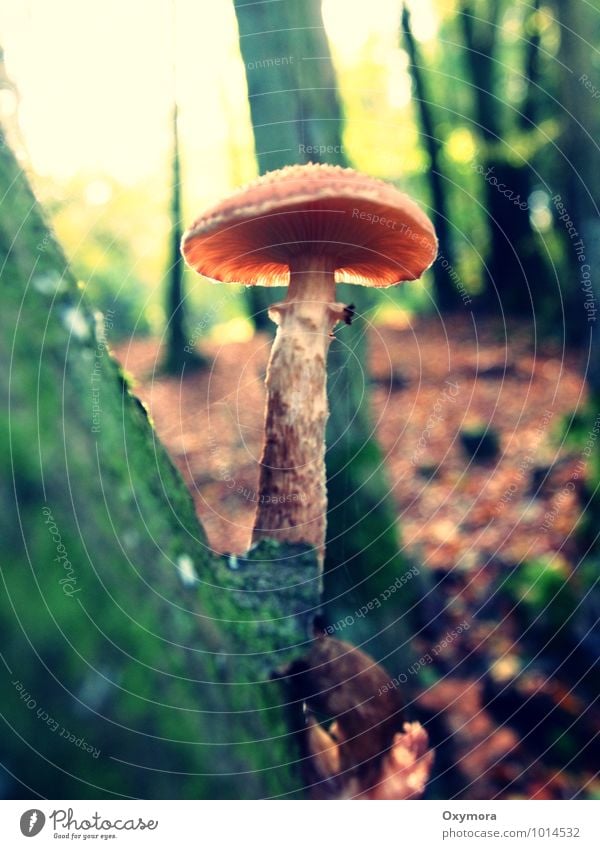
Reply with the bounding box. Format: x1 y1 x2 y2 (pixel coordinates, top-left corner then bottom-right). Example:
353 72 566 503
113 312 598 800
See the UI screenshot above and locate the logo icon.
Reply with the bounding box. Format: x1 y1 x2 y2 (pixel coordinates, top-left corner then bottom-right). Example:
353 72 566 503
20 810 46 837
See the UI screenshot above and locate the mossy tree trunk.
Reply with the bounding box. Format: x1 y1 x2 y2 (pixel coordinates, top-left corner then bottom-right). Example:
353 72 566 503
554 1 600 555
0 128 320 799
554 0 600 366
457 0 555 322
233 0 423 661
233 0 346 331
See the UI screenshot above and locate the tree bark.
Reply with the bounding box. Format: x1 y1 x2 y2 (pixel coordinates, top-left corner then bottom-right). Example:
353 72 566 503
0 128 320 799
554 0 600 374
233 0 346 330
519 0 542 130
457 0 553 318
401 4 461 312
233 0 422 658
163 103 206 374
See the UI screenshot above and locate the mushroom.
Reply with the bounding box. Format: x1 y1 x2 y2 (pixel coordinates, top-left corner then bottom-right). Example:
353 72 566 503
278 633 433 799
281 634 405 786
181 163 436 566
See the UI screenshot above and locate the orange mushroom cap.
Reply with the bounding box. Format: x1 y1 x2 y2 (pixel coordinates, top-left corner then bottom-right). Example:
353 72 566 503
181 163 437 288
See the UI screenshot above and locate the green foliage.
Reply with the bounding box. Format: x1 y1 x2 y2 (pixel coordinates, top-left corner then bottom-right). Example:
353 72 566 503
503 554 585 638
21 0 588 332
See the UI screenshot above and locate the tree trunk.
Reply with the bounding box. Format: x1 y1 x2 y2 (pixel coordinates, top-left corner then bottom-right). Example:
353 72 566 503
519 0 542 130
401 4 461 312
553 0 600 559
233 0 422 658
458 0 552 319
233 0 346 331
554 0 600 372
163 103 206 374
0 128 320 799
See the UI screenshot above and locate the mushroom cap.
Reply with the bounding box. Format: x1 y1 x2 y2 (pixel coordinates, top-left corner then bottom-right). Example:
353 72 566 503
181 163 437 288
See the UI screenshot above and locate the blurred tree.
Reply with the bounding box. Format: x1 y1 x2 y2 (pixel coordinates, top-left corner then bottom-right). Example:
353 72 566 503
554 0 600 374
401 3 462 311
233 0 346 330
163 101 206 374
233 0 423 656
554 1 600 578
163 1 205 374
519 0 542 130
457 0 555 319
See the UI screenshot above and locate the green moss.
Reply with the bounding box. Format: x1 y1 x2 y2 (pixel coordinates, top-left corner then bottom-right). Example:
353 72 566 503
0 132 318 799
324 439 422 665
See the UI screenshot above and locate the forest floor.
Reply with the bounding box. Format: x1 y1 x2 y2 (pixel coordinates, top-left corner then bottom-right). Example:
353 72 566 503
114 312 599 801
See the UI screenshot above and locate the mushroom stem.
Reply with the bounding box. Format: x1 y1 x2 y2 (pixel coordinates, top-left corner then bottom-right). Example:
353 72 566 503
251 255 348 565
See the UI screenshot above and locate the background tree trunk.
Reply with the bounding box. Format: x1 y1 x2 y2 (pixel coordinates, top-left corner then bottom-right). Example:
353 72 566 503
233 0 346 330
233 0 424 659
0 128 319 799
401 4 461 312
554 0 600 380
458 0 552 319
163 103 206 375
554 0 600 560
519 0 542 130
